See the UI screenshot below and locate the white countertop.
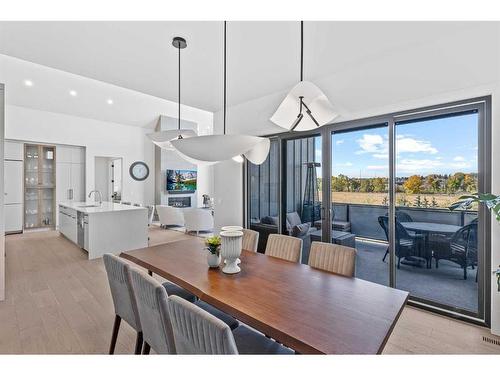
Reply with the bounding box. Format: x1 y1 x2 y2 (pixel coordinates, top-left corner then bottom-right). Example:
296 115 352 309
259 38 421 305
59 201 147 214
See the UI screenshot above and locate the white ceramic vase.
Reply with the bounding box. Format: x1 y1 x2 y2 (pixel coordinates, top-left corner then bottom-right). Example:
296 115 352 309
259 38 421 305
221 225 243 232
206 252 221 268
220 231 243 274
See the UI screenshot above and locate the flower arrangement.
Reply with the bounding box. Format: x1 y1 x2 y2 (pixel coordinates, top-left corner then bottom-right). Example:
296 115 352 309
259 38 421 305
205 236 221 255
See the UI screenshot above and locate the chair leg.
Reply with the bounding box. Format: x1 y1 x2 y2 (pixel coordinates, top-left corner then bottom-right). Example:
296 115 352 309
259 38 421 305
397 257 401 269
435 258 439 269
134 332 143 355
142 342 151 355
148 270 153 276
109 315 121 354
463 266 467 280
382 249 389 262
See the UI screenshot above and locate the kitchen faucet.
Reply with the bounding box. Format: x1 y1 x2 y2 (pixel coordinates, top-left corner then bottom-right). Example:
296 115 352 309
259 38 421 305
88 190 102 206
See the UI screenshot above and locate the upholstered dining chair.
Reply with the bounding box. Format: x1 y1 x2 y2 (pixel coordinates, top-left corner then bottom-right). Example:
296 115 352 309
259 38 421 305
168 295 294 354
103 254 143 354
308 241 357 277
242 228 259 252
265 234 302 263
128 268 177 354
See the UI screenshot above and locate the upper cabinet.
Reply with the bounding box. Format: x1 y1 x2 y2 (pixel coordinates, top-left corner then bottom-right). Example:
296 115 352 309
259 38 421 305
57 145 84 164
4 141 23 161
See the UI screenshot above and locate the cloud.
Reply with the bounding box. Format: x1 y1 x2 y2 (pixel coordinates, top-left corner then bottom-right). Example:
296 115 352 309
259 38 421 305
396 136 437 154
335 162 353 167
355 133 438 160
367 165 387 170
397 158 443 173
450 161 472 169
356 134 385 154
453 156 465 161
335 139 344 145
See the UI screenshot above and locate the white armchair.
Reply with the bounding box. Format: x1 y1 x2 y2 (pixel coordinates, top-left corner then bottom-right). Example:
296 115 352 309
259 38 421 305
156 205 185 227
183 208 214 234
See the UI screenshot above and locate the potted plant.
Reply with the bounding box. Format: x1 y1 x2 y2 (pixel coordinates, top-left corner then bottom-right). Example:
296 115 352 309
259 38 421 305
450 193 500 289
205 235 221 268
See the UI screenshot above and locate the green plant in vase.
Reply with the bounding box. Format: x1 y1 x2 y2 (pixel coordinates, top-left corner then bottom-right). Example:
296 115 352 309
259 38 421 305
450 193 500 290
205 235 221 268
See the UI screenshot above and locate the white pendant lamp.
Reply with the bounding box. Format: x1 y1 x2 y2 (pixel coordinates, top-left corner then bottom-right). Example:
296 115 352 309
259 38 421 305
171 21 270 165
147 37 196 149
270 21 338 132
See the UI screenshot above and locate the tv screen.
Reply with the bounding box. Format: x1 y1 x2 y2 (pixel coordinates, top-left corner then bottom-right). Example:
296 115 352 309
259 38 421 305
166 169 197 192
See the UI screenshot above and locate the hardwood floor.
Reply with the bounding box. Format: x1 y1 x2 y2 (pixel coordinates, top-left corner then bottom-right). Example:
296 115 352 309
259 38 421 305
0 227 498 354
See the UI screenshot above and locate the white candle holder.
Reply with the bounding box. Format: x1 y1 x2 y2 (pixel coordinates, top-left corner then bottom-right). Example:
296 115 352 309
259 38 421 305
220 231 243 274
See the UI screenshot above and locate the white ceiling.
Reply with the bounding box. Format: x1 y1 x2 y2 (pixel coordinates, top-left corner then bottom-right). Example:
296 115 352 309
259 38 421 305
0 21 498 128
2 21 499 112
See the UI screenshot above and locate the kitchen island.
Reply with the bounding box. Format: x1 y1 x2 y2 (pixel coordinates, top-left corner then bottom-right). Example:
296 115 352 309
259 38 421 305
58 201 148 259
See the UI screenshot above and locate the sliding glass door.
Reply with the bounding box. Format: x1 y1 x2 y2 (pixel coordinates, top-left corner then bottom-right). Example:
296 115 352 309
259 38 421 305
394 108 485 317
245 97 490 324
331 124 390 286
282 134 323 263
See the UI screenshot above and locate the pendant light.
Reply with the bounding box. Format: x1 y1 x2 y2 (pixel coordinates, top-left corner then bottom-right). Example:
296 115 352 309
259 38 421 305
270 21 338 131
147 36 196 150
171 21 270 165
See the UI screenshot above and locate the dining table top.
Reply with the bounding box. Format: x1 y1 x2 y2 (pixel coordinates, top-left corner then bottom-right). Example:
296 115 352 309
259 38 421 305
120 236 409 354
401 221 462 234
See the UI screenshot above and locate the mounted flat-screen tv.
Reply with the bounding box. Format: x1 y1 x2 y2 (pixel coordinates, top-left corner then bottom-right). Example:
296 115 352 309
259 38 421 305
166 169 197 193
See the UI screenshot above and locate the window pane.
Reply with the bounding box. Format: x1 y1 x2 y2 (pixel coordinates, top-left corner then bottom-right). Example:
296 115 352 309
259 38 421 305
395 111 479 314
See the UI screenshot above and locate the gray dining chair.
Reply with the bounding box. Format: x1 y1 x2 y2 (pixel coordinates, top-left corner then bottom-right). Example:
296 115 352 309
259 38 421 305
308 241 356 277
265 234 302 263
168 295 294 354
103 254 143 354
242 228 259 252
128 268 176 354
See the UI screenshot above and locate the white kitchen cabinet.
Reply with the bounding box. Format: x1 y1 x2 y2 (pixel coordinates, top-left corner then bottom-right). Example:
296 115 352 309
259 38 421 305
58 206 77 243
56 162 72 202
4 159 23 233
56 145 72 163
71 163 85 201
71 147 85 164
4 141 23 161
4 160 23 204
4 204 22 233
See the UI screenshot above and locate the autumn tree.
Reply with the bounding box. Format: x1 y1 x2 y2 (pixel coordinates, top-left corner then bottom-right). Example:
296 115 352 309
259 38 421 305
403 175 423 194
372 177 387 193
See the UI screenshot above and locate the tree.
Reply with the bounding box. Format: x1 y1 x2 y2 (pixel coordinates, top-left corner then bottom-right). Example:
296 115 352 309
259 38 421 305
403 175 423 194
413 195 422 207
348 178 360 192
372 177 387 193
447 174 461 193
426 174 441 193
463 174 477 193
360 179 374 193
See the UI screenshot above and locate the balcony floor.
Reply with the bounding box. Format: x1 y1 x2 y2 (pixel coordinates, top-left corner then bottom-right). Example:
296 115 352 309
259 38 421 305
355 239 478 313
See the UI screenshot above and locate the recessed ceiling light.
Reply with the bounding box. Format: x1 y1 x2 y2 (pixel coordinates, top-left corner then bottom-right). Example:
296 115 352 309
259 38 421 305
24 80 33 87
107 99 113 105
69 90 77 97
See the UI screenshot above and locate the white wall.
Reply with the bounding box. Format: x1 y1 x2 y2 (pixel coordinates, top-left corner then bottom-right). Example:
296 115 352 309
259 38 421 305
6 105 155 205
0 84 5 301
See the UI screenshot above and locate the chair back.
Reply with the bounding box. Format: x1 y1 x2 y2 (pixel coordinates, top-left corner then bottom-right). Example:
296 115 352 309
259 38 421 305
265 234 302 263
156 205 185 226
103 254 141 331
308 241 356 277
242 228 259 252
121 201 131 205
168 295 238 354
451 221 478 256
128 268 176 354
378 215 414 244
183 208 214 233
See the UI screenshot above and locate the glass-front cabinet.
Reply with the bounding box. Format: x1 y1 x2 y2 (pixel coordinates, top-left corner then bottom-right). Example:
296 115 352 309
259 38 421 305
24 144 56 229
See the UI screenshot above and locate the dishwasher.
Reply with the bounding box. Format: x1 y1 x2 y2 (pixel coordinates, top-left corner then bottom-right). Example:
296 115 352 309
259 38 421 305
77 212 89 251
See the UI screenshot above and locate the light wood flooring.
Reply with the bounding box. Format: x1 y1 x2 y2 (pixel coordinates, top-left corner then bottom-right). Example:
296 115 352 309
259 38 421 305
0 226 499 354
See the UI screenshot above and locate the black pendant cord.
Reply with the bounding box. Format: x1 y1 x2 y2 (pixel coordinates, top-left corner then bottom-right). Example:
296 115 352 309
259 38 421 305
300 20 303 82
178 42 181 131
223 20 227 135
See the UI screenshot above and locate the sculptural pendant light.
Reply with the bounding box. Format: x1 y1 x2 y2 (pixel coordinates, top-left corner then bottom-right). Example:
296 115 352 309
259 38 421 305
171 21 270 165
270 21 338 131
147 36 196 150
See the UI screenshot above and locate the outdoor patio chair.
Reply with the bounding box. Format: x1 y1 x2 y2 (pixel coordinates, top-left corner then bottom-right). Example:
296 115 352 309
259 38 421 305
378 216 425 268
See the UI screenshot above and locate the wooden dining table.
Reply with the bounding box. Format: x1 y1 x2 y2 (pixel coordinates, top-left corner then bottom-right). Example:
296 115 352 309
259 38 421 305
121 237 409 354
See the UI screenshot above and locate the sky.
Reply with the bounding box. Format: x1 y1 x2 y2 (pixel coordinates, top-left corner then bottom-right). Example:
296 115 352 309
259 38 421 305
321 112 479 178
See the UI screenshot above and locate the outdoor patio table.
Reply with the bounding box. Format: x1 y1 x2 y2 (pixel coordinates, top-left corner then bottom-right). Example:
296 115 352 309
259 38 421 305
400 222 462 268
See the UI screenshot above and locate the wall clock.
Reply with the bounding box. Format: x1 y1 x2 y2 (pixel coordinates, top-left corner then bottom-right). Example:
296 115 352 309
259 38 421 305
129 161 149 181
